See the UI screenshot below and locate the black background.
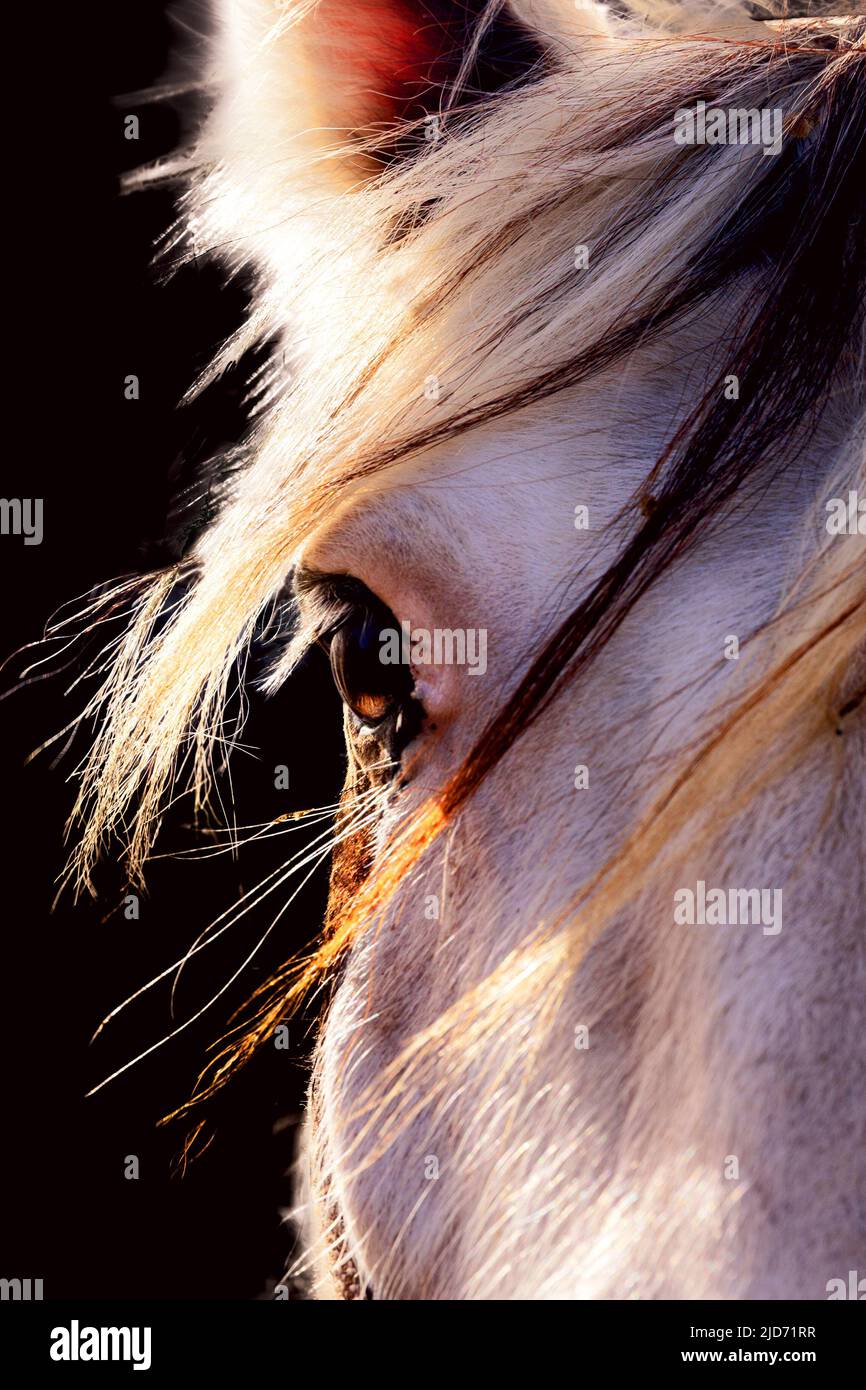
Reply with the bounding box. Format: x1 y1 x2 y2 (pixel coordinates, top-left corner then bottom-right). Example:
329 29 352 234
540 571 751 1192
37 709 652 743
0 2 344 1298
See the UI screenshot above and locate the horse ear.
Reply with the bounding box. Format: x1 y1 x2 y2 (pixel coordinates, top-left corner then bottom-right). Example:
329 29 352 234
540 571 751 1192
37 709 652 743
210 1 544 187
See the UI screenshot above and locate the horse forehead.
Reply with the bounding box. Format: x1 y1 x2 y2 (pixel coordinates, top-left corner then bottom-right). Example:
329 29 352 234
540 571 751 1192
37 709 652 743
300 410 617 593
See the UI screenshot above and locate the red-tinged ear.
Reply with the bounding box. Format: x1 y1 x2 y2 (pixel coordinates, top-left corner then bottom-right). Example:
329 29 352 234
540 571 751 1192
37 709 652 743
289 0 474 135
210 1 545 182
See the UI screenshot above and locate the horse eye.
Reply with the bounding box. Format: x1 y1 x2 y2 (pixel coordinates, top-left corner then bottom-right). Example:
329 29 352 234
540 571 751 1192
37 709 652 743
326 602 417 736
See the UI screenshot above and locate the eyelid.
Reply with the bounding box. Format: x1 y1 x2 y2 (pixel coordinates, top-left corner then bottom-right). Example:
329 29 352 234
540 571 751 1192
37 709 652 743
293 565 373 606
292 567 378 650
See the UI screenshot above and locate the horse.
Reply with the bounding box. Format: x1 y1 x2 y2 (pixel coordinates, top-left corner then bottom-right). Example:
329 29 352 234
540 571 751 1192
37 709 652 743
68 0 865 1298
